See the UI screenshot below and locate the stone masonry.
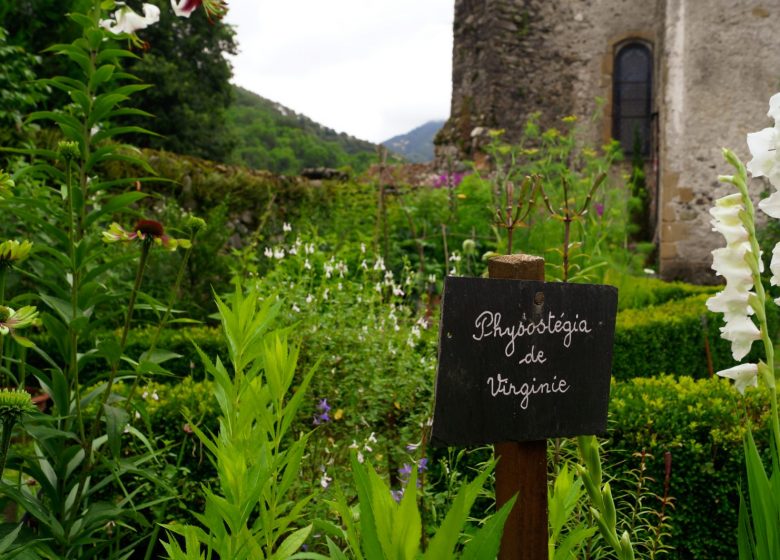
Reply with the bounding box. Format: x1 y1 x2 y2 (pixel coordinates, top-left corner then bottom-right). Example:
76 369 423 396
436 0 780 282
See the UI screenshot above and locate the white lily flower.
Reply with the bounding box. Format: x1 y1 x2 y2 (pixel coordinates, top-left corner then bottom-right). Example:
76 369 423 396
100 3 160 34
716 363 758 394
171 0 199 17
721 315 761 361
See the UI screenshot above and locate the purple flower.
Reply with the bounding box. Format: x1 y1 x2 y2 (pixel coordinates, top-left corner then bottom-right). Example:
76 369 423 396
317 398 331 413
399 463 413 478
417 458 428 472
390 488 405 503
432 172 468 189
595 203 604 217
312 412 330 426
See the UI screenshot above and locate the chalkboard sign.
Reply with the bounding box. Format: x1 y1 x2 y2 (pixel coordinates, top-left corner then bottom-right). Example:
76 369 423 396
431 276 618 445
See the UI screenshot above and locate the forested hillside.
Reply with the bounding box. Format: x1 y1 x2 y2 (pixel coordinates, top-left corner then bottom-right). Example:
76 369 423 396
0 1 379 175
226 86 378 174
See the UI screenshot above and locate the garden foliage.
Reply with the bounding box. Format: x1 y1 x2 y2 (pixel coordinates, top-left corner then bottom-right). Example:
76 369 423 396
1 3 772 557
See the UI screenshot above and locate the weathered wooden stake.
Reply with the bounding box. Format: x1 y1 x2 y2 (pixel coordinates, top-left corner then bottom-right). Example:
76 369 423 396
488 254 548 560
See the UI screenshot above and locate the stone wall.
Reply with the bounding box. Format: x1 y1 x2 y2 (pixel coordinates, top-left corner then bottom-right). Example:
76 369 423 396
438 0 780 282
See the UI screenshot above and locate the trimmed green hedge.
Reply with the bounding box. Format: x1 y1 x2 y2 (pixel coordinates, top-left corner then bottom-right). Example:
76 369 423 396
608 375 770 559
604 270 718 311
612 294 779 379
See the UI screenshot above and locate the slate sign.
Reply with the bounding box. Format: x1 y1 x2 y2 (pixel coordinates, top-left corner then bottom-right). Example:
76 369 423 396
431 276 618 446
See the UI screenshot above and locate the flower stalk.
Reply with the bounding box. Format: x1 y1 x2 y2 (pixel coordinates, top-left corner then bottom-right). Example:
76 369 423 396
711 149 780 460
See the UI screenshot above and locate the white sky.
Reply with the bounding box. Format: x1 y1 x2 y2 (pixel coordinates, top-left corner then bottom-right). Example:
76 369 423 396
223 0 454 144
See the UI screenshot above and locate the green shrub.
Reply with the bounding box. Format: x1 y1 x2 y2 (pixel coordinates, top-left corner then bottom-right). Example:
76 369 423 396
125 378 220 525
604 270 718 311
608 375 771 559
612 294 778 379
137 374 768 559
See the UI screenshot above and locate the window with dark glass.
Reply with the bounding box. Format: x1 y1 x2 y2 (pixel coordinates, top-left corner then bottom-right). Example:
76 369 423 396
612 43 653 156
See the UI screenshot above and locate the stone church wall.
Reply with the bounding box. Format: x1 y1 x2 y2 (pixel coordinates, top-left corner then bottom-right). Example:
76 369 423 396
438 0 780 282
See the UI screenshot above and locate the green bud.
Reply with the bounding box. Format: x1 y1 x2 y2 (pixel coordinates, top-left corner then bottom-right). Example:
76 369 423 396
602 482 617 530
758 361 775 389
0 389 36 425
57 141 80 162
620 531 635 560
0 240 33 268
590 507 621 551
185 215 207 233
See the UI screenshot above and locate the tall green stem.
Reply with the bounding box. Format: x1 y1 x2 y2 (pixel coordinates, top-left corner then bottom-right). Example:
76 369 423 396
124 240 194 411
0 267 6 386
70 241 151 526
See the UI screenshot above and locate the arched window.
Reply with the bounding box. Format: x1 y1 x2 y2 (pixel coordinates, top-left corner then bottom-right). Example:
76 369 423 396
612 42 653 156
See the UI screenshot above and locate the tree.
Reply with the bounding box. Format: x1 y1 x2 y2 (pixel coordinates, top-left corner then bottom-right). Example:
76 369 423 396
123 0 238 162
1 0 238 163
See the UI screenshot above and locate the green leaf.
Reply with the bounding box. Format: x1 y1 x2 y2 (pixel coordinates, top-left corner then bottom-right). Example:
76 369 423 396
96 337 122 369
423 459 498 559
395 468 422 559
39 293 75 324
104 403 129 458
349 454 384 559
273 525 312 559
738 486 757 560
0 523 22 554
90 93 130 125
69 13 97 30
89 64 115 90
743 429 780 557
97 48 140 64
460 494 518 560
47 42 91 73
84 191 147 227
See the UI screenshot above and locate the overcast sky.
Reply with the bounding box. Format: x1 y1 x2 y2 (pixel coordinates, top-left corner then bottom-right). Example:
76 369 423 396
223 0 454 144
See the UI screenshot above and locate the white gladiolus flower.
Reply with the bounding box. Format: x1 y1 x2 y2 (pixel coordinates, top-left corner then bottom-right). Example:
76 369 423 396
721 315 761 361
746 127 780 185
705 285 752 317
769 92 780 122
708 190 762 362
716 363 758 394
711 245 753 289
100 3 160 34
771 243 780 287
748 93 780 189
710 217 748 246
759 191 780 219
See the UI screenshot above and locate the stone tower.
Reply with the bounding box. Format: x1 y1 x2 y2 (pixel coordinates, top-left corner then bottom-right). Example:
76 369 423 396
437 0 780 282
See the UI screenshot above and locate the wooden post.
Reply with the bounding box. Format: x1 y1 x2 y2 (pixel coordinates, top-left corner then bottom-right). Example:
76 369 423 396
488 254 548 560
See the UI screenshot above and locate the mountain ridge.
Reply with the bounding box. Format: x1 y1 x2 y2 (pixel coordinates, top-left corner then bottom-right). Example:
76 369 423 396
382 120 445 163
